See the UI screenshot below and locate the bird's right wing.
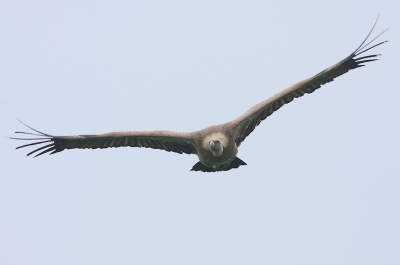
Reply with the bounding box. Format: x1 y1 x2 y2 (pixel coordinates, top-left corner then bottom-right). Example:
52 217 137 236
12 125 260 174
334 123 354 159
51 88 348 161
10 122 197 157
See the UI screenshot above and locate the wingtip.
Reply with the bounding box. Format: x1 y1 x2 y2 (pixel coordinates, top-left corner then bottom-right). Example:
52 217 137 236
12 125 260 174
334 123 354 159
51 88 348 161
15 120 53 137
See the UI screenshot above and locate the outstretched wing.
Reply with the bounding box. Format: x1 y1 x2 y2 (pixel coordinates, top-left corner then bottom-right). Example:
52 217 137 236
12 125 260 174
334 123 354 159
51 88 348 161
230 18 388 146
10 121 197 157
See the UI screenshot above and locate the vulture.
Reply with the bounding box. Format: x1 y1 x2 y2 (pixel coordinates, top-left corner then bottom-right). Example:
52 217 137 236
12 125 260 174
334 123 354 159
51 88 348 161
11 19 387 172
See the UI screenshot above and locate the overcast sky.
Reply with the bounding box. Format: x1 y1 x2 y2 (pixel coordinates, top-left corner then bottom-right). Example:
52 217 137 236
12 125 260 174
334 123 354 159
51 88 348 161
1 1 399 264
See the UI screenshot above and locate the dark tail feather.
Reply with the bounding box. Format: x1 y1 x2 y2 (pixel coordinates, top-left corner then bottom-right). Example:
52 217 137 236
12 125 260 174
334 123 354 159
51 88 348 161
190 157 247 173
229 157 247 169
191 161 215 172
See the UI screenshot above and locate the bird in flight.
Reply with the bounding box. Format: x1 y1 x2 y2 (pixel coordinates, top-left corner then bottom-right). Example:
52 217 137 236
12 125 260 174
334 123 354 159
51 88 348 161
11 19 387 172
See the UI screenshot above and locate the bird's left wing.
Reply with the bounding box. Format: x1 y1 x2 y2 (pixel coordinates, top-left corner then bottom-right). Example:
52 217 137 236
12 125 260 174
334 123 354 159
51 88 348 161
10 122 197 157
229 19 387 146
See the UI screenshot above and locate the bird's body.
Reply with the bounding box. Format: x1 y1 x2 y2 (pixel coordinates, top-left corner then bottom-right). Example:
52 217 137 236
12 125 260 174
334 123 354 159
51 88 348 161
11 19 388 172
192 127 239 171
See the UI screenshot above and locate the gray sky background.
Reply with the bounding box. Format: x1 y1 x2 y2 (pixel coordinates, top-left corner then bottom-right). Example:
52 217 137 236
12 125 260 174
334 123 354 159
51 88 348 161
1 1 399 264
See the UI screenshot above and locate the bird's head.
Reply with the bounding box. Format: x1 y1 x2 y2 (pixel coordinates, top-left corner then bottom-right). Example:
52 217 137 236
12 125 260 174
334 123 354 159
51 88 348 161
209 140 223 157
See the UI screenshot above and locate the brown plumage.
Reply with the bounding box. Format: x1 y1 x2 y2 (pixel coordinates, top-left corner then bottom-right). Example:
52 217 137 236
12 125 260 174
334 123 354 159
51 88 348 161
10 19 387 172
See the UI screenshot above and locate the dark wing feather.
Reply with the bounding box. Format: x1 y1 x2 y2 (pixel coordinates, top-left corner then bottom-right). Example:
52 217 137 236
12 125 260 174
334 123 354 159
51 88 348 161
10 121 197 157
229 18 388 146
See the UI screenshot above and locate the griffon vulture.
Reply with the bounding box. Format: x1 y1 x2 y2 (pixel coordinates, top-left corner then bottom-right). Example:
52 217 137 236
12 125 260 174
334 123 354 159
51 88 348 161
11 19 387 172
